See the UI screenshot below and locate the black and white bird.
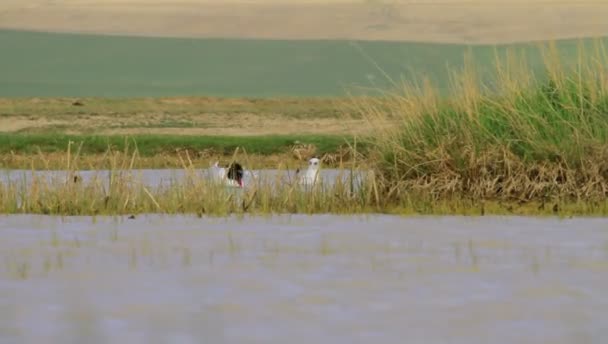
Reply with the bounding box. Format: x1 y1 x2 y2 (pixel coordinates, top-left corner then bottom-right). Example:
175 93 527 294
210 161 245 188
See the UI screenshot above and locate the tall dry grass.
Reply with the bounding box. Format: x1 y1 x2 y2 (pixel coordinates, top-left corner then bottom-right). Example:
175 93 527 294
352 40 608 206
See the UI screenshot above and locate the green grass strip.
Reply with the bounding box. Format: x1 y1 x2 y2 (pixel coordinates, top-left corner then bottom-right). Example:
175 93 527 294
0 133 357 156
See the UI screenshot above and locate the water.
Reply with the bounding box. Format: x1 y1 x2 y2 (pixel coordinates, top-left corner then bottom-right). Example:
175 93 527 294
1 214 607 343
0 168 366 189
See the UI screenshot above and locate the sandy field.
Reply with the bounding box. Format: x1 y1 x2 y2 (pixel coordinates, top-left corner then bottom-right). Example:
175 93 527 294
1 0 608 43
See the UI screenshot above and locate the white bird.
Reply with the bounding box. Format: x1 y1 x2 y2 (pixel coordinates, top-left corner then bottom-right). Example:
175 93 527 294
210 161 244 188
297 157 321 186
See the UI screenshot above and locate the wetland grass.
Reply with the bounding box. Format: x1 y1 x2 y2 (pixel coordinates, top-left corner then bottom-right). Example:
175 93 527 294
0 145 381 216
1 147 607 216
355 41 608 210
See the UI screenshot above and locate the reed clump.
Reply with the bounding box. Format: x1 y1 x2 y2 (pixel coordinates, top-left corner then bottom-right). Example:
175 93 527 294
354 41 608 206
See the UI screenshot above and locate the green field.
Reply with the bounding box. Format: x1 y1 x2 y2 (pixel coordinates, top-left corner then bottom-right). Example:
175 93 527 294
0 29 597 98
0 133 351 157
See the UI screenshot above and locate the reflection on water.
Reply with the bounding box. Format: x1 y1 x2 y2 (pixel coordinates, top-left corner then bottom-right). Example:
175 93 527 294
1 214 607 343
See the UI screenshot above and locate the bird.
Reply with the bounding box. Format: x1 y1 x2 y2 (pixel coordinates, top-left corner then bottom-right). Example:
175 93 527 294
210 161 244 188
297 157 321 186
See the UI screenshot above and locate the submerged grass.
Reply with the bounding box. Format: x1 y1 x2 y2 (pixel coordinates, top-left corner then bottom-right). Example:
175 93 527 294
354 40 608 207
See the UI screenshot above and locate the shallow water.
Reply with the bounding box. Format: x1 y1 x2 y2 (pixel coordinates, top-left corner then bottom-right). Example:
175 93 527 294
1 214 607 343
0 168 366 189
